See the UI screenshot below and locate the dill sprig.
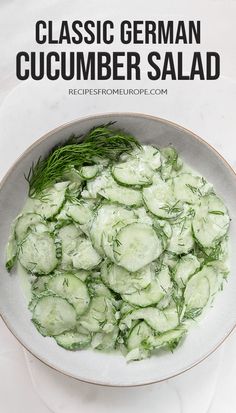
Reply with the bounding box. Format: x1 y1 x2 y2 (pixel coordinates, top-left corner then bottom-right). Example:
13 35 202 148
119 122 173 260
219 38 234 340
26 123 140 196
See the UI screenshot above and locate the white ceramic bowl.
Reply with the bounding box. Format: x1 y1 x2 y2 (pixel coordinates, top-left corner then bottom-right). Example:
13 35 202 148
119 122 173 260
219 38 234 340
0 113 235 386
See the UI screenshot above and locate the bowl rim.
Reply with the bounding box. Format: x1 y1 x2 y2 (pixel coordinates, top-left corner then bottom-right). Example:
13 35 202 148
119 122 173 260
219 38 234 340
0 111 235 387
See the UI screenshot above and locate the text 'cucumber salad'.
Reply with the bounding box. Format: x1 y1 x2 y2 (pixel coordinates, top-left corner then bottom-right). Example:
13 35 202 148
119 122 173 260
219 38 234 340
6 124 230 361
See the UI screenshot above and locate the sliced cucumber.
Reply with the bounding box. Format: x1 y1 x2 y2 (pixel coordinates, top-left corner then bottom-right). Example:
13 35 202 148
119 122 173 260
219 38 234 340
184 269 210 314
24 183 68 219
147 326 186 350
32 295 76 336
161 251 179 270
102 211 137 262
143 178 183 219
74 270 90 282
127 321 153 351
90 204 135 256
120 301 136 316
15 213 44 241
62 167 82 184
113 223 163 272
121 305 179 333
134 207 153 225
173 254 201 288
5 139 230 360
57 224 81 252
112 158 153 186
91 326 119 351
192 194 229 248
47 274 90 316
72 239 102 270
85 171 109 198
101 261 153 295
57 224 82 270
55 330 91 350
138 145 161 170
122 266 172 307
99 178 142 207
79 165 99 180
18 232 58 274
168 218 194 255
79 296 116 333
32 275 51 296
173 173 212 204
58 200 94 225
87 278 113 299
160 147 183 180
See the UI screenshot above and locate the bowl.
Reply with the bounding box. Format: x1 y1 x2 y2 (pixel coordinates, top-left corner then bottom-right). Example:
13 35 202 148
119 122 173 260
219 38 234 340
0 113 235 386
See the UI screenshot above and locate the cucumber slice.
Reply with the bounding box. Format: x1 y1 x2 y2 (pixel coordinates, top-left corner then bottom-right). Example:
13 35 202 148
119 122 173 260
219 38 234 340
147 327 186 350
57 224 81 251
102 210 137 262
112 158 153 186
134 207 153 225
32 295 76 336
113 223 163 272
120 301 136 316
168 218 194 255
99 179 142 207
112 146 161 187
121 305 179 333
138 145 161 170
161 251 179 270
173 173 212 204
126 347 150 362
101 261 153 295
74 270 90 282
173 254 201 288
90 204 135 256
184 269 210 314
55 330 91 350
24 183 68 219
32 275 51 296
79 165 99 180
18 232 58 274
57 224 82 270
85 171 109 198
127 321 153 351
15 213 44 241
153 218 172 249
87 278 113 299
58 200 94 225
91 326 119 351
79 296 116 333
62 167 82 184
185 265 222 311
47 274 90 316
192 194 229 248
160 147 183 180
72 239 102 270
143 178 183 219
122 266 172 307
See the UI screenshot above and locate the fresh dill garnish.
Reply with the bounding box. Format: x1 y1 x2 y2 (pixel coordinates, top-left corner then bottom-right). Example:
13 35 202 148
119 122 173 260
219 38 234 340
167 339 181 352
159 200 182 215
63 278 69 287
184 307 202 320
185 183 198 194
209 210 224 215
26 123 140 196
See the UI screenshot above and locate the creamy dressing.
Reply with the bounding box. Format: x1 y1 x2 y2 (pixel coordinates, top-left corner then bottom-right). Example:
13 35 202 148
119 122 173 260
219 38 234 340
17 262 32 303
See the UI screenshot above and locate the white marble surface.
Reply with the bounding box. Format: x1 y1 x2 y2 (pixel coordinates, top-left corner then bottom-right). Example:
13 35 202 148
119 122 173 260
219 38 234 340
0 1 236 412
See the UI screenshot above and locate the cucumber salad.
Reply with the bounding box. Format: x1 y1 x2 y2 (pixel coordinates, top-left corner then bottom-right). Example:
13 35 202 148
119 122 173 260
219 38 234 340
6 125 230 361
